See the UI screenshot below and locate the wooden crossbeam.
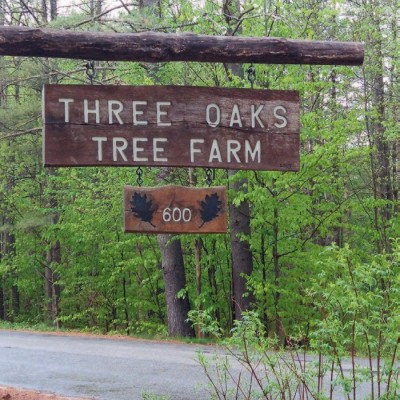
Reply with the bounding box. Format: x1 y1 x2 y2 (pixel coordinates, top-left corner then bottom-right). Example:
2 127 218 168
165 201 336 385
0 26 363 66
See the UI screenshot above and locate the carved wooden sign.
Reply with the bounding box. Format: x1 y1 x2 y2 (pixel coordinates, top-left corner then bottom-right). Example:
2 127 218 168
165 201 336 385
43 84 300 171
124 185 227 234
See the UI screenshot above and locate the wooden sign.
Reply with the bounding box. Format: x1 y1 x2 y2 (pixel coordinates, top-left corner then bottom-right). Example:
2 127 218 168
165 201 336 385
124 185 227 234
43 85 300 171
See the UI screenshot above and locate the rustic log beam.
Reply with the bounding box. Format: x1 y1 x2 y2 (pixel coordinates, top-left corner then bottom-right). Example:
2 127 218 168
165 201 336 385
0 26 363 66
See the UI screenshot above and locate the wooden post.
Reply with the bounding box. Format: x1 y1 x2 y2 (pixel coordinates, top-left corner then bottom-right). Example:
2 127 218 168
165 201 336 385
0 26 364 65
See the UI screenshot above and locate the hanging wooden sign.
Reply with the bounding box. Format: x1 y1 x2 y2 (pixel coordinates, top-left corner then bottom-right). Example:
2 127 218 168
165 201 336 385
43 84 300 171
124 185 227 234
